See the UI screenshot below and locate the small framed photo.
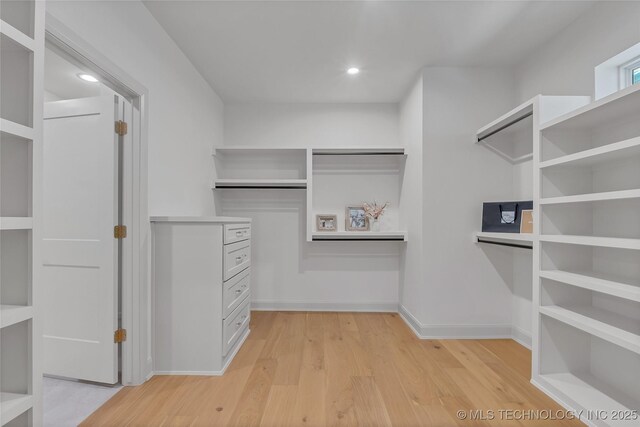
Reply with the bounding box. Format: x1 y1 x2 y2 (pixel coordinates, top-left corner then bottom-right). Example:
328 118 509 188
316 214 337 232
520 209 533 234
345 205 369 231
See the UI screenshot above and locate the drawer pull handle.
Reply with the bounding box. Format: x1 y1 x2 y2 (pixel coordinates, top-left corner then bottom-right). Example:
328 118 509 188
235 289 243 294
235 256 242 264
236 321 242 326
236 231 242 236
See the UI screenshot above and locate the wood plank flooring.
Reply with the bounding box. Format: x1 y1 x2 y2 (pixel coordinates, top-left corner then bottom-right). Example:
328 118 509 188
82 312 582 426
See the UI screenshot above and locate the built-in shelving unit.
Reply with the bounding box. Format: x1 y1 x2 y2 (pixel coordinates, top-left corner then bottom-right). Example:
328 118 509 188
0 1 43 425
211 147 408 243
534 85 640 426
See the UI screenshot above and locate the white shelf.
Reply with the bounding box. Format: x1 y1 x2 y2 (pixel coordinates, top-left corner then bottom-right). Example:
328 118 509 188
0 392 33 426
539 136 640 169
0 305 33 329
212 146 306 156
540 305 640 355
0 119 33 141
476 97 534 142
476 232 533 248
0 20 34 52
312 231 407 241
0 217 32 230
540 189 640 205
312 147 405 155
540 235 640 251
212 179 307 189
536 372 640 427
540 270 640 303
541 84 640 131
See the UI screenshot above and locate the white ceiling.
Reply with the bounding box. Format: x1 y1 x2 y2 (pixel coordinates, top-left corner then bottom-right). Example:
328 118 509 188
144 0 594 103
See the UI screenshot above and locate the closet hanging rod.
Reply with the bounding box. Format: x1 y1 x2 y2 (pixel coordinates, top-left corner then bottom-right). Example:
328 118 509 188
477 238 532 250
477 111 533 143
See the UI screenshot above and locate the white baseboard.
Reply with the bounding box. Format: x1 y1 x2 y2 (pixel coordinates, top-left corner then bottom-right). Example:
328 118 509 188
399 305 528 343
511 325 532 349
152 329 250 377
251 300 397 312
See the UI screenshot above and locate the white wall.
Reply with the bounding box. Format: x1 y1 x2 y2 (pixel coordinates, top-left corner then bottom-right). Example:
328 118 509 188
516 1 640 101
398 76 424 323
221 104 401 310
47 0 224 216
413 67 520 338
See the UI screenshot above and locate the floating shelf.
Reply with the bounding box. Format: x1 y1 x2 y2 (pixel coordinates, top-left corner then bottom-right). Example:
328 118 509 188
0 217 32 230
0 392 33 426
212 179 307 189
0 305 33 329
540 305 640 355
211 146 306 156
476 232 533 249
0 20 35 52
311 231 407 241
539 136 640 169
540 189 640 205
0 119 33 141
536 372 640 427
540 270 640 303
540 235 640 251
312 147 405 156
541 84 640 131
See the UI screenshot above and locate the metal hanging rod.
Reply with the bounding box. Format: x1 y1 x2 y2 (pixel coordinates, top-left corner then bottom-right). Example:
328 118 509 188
477 238 532 250
477 111 533 143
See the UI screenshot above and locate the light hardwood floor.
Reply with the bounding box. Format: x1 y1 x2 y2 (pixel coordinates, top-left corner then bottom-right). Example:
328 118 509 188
82 312 582 426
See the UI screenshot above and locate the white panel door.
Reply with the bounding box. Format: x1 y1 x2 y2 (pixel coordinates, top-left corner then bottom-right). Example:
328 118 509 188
42 95 120 384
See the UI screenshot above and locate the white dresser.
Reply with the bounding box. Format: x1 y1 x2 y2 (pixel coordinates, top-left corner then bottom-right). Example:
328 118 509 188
151 216 252 375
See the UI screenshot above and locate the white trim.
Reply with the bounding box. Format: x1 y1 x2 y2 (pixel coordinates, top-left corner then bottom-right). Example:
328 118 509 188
252 301 398 312
44 15 151 386
151 329 250 377
399 305 526 342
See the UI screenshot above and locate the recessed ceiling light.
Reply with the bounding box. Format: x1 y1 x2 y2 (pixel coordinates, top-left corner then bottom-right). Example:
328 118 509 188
347 67 360 75
77 73 99 83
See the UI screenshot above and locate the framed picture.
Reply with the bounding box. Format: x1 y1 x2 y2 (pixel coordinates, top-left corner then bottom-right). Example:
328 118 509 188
316 214 337 232
345 205 369 231
520 209 533 234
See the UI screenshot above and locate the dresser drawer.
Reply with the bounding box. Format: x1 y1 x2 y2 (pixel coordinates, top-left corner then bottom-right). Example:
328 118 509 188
224 223 251 245
223 240 251 281
223 296 250 356
223 268 250 319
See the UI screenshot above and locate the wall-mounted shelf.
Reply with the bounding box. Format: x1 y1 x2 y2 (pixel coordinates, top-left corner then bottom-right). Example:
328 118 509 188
213 179 307 189
0 119 33 141
540 305 640 355
0 19 35 52
540 270 640 303
0 217 33 230
539 235 640 251
539 189 640 205
476 232 533 249
0 392 33 426
539 136 640 169
0 305 33 329
312 147 405 156
311 231 407 241
212 146 306 156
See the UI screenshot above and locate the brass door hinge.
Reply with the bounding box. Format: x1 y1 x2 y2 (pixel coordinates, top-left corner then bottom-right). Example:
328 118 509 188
115 120 128 136
114 328 127 343
114 225 127 239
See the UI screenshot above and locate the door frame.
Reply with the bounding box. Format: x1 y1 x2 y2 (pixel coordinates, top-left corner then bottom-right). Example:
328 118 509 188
45 14 152 386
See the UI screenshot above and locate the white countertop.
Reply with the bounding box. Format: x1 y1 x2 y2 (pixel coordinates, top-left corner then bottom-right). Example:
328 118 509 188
150 216 251 224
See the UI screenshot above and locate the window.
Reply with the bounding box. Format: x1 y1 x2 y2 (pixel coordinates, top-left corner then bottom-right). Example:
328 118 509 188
633 66 640 85
620 56 640 88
